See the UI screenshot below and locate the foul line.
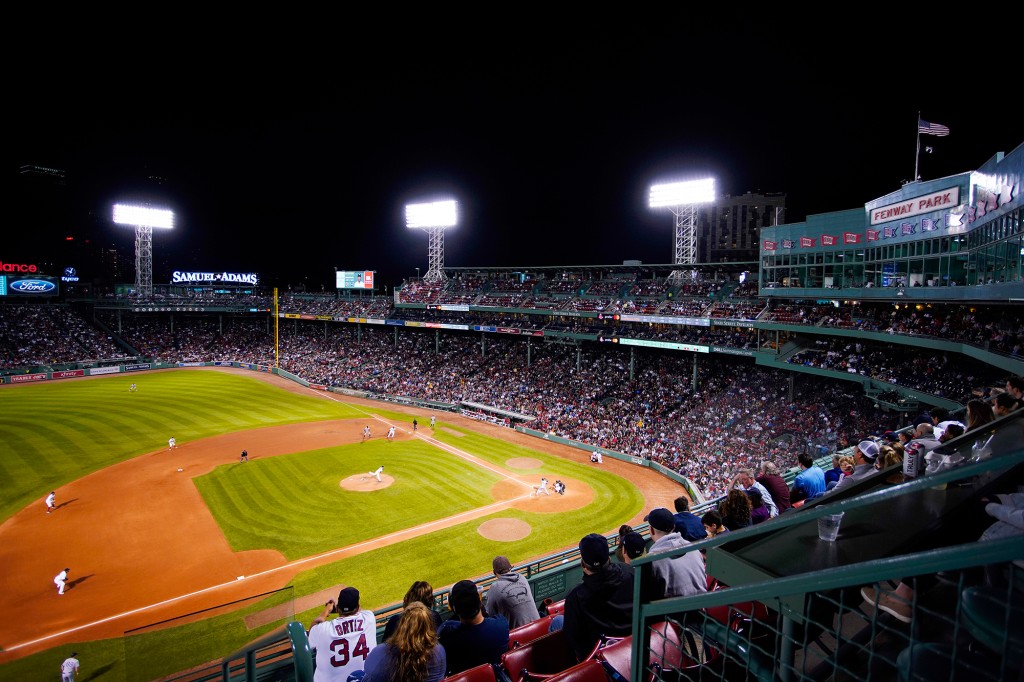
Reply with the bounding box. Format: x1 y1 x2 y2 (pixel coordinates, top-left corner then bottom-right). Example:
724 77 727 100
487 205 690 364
7 490 534 652
7 385 538 652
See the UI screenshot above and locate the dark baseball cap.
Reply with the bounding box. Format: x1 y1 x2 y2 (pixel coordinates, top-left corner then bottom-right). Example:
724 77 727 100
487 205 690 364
337 586 360 614
645 507 676 533
579 533 610 569
622 532 646 560
492 556 512 574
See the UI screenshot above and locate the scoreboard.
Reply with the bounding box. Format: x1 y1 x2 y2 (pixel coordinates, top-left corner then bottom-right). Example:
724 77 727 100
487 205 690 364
336 270 375 290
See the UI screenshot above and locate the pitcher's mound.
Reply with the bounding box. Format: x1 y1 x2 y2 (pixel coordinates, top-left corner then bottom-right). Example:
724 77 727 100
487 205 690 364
478 518 532 541
340 474 395 491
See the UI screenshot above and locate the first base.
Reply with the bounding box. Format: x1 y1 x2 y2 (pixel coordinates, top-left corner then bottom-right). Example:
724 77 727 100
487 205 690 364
237 575 245 581
177 468 183 472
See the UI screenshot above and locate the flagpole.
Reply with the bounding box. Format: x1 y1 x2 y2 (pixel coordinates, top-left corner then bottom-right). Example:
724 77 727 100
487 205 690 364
914 111 922 181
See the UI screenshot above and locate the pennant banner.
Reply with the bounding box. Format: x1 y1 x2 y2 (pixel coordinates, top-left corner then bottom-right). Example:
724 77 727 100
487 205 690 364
800 237 815 248
843 232 862 244
763 240 777 251
821 235 837 246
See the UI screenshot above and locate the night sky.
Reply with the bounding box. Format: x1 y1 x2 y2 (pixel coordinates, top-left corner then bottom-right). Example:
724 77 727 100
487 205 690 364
9 13 1021 292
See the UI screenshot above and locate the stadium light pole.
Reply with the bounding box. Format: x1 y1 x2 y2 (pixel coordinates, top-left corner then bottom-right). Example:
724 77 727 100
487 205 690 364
113 203 175 298
406 199 457 283
648 178 715 284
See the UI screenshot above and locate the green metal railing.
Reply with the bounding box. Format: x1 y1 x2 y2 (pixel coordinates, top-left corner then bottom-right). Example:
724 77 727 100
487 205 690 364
625 411 1024 682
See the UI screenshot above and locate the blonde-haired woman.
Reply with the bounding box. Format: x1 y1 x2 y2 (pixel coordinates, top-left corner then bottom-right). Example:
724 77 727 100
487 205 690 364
364 602 446 682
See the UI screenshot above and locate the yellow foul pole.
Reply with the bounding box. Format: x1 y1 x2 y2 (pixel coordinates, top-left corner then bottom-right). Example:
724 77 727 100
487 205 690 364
274 287 279 369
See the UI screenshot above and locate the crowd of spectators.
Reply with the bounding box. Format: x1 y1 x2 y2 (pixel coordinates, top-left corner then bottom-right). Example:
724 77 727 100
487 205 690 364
788 338 1007 404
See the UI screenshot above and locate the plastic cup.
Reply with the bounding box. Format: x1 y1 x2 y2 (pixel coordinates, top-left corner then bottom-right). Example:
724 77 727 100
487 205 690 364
817 513 844 542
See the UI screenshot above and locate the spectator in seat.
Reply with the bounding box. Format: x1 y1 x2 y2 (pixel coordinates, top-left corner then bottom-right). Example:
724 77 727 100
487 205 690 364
620 531 647 564
824 455 845 491
671 495 708 542
382 581 443 642
718 490 753 530
1005 375 1024 406
643 507 707 600
437 580 509 676
966 398 995 433
727 468 778 518
993 391 1020 418
485 556 540 629
747 488 771 525
559 533 635 662
364 602 446 682
829 441 880 494
756 461 792 513
613 524 634 563
790 452 826 504
701 510 730 538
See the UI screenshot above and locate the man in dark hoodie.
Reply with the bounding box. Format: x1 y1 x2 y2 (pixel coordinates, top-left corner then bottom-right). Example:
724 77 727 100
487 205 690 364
561 533 635 661
485 555 540 629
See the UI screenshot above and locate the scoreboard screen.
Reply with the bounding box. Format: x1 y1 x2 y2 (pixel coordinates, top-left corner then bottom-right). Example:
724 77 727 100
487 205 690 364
336 270 375 290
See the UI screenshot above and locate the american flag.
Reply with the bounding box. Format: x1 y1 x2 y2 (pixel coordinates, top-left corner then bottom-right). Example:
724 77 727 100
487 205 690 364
919 119 950 136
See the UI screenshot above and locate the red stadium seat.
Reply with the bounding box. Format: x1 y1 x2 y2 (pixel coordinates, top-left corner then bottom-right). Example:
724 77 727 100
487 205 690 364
509 614 556 649
443 662 499 682
544 659 609 682
501 629 580 682
544 598 566 616
597 621 721 682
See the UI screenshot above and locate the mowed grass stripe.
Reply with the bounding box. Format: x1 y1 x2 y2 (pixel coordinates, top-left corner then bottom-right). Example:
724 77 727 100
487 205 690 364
196 439 504 560
0 370 355 521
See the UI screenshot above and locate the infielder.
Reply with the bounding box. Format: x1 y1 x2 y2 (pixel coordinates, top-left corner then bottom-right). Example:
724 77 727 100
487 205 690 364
54 567 70 595
387 426 396 441
362 426 371 441
60 652 80 682
365 465 384 482
430 416 436 428
168 437 176 450
45 491 56 514
534 477 550 496
240 449 248 463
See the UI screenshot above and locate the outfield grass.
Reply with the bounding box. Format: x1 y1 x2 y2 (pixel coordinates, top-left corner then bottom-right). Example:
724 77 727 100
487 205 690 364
0 371 359 521
0 369 648 682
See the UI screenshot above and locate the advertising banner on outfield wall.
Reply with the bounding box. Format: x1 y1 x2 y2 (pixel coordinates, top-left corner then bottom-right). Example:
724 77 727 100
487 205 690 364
11 373 47 383
53 370 86 378
5 276 59 296
89 366 121 375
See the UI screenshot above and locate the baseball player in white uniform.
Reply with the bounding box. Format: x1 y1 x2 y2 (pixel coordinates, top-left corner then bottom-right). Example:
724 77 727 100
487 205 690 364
362 426 371 441
534 477 550 496
129 383 137 392
168 437 176 450
430 415 436 429
45 491 56 514
307 587 377 682
365 465 384 482
54 567 70 595
387 426 396 441
60 652 80 681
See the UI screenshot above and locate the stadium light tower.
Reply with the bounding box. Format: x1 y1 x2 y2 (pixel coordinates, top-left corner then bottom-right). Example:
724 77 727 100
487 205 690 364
113 203 175 298
649 177 715 284
406 199 457 283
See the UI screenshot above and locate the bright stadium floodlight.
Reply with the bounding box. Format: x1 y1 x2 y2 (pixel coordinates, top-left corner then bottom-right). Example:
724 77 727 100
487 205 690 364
406 199 458 283
113 203 175 298
649 178 715 284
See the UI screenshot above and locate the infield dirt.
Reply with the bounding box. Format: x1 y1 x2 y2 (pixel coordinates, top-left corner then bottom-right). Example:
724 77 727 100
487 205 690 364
0 367 686 661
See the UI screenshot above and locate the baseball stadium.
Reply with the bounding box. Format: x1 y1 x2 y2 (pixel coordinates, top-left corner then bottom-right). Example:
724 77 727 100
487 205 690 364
2 142 1023 682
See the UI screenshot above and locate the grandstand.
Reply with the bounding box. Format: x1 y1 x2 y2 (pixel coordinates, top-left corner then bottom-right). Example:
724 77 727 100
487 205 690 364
0 142 1022 680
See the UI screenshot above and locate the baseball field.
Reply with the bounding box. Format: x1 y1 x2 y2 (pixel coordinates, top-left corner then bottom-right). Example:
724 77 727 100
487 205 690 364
0 367 684 681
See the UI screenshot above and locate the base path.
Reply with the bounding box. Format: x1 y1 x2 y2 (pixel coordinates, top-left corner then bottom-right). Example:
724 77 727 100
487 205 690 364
0 368 684 661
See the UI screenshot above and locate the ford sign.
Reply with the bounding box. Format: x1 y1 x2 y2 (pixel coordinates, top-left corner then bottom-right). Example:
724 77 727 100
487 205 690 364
10 279 56 294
